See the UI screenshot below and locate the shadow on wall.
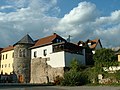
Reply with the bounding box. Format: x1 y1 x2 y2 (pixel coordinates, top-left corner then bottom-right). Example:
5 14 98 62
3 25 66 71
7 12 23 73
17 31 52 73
0 71 17 83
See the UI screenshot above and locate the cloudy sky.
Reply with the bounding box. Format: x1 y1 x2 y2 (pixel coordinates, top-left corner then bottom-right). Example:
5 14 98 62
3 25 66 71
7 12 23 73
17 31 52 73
0 0 120 48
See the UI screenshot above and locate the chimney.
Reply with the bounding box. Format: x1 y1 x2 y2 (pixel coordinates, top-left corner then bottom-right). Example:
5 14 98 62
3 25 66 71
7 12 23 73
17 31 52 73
53 33 56 35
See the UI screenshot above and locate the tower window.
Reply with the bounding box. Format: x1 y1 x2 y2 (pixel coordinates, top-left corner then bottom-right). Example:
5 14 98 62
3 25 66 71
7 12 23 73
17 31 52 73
19 49 22 57
43 49 47 56
19 49 26 57
23 49 26 57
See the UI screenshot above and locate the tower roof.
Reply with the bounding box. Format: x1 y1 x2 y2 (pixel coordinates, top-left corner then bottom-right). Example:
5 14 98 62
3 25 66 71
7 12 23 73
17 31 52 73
14 34 34 45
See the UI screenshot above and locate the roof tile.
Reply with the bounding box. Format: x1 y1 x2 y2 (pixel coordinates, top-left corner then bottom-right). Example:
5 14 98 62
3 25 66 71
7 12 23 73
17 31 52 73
1 45 14 52
33 33 66 48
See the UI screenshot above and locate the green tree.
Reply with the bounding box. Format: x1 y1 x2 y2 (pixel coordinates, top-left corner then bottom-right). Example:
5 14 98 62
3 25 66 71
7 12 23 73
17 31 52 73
61 58 89 86
93 48 118 72
70 58 80 71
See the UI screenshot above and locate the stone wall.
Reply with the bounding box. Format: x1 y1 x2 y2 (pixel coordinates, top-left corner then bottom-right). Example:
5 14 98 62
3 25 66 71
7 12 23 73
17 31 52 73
30 57 64 84
14 44 31 83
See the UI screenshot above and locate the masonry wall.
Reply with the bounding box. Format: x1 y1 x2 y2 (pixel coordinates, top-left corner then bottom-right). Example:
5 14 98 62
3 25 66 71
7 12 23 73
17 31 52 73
30 57 64 83
14 44 31 83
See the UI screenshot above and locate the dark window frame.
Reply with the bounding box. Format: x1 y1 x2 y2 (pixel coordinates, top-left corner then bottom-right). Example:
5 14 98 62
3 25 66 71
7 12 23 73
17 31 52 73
43 49 47 56
34 51 37 58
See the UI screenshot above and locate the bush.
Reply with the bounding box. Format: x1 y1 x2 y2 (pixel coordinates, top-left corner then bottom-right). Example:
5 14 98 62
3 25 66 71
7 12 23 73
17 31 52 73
61 70 89 86
60 58 90 86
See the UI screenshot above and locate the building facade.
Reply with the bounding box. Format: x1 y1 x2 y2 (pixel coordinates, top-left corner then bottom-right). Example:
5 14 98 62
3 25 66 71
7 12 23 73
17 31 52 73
0 46 14 75
0 33 86 83
13 34 34 83
30 33 85 83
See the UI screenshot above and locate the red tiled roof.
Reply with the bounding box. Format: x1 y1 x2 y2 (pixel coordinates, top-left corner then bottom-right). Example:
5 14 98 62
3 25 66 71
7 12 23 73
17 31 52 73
1 45 14 52
88 39 99 49
32 33 65 48
0 48 3 51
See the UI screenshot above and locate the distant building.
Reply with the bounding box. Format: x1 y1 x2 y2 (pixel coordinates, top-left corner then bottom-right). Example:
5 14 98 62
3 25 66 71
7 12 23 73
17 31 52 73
85 39 102 54
31 33 85 67
0 45 14 75
77 39 102 65
0 33 86 83
13 34 34 83
30 33 85 83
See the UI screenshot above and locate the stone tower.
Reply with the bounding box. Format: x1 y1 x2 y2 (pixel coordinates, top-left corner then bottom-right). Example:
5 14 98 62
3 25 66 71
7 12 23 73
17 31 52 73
13 34 34 83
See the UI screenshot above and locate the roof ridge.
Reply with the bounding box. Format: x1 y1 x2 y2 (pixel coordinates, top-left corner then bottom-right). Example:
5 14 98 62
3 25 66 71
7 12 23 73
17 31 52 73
14 34 34 45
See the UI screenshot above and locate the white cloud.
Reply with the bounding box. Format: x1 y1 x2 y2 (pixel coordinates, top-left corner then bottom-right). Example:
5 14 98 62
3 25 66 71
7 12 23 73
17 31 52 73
53 1 98 40
0 6 13 10
60 2 98 24
0 0 59 47
0 1 120 48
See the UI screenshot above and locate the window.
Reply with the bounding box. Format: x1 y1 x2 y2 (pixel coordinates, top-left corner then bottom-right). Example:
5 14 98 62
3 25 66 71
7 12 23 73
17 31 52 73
19 49 22 57
43 49 47 56
23 49 26 57
12 52 14 58
3 55 4 60
19 49 26 57
34 51 37 58
2 65 3 68
9 64 10 67
0 54 2 60
6 54 7 59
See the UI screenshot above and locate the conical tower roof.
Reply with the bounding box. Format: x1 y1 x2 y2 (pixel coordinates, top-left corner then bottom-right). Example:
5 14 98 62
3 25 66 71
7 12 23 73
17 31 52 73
14 34 34 45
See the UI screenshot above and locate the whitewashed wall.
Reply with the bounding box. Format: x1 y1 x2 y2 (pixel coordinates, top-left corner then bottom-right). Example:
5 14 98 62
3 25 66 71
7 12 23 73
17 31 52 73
31 45 85 68
31 45 53 59
47 51 65 67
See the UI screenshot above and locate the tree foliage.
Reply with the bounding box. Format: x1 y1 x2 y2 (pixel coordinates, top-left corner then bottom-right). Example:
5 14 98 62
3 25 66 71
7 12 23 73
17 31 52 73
93 48 118 68
70 58 80 71
61 58 89 86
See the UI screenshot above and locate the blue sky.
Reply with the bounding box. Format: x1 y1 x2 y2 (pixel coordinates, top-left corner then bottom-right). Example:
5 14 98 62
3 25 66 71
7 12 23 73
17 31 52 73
0 0 120 48
58 0 120 17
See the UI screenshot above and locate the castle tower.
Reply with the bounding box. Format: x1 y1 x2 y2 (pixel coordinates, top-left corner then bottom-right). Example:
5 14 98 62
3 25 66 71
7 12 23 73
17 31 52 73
13 34 34 83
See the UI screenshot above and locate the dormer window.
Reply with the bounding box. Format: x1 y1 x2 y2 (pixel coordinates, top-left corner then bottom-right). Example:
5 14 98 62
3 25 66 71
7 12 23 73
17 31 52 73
56 39 59 43
79 44 83 46
88 43 91 46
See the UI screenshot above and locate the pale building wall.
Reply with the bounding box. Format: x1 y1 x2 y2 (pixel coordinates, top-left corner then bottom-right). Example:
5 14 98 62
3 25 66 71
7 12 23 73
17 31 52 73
31 45 53 59
31 46 65 67
31 45 85 68
0 50 14 75
118 55 120 62
47 51 65 67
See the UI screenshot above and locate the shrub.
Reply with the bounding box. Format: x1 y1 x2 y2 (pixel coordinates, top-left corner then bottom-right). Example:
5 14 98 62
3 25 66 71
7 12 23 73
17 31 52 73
61 70 89 86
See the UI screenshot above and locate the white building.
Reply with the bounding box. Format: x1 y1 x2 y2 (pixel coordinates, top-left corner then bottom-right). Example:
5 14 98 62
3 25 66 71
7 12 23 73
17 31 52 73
31 33 85 68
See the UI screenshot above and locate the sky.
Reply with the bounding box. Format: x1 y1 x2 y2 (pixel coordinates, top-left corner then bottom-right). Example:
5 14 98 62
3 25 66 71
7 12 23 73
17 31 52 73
0 0 120 48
